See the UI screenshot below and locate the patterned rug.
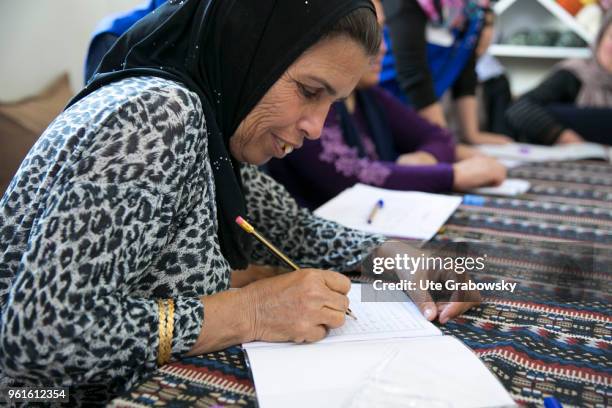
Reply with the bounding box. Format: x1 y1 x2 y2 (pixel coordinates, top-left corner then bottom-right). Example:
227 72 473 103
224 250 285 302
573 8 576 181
111 160 612 408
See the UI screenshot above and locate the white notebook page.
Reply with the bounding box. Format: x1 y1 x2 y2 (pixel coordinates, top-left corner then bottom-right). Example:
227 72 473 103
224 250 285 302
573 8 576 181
247 336 516 408
314 184 461 241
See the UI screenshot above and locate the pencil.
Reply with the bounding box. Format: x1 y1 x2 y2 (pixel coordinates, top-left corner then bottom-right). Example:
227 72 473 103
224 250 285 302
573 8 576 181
235 216 356 320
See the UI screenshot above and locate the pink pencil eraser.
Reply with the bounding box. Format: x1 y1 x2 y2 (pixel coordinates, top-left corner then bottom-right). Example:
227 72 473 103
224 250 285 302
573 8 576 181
235 216 245 225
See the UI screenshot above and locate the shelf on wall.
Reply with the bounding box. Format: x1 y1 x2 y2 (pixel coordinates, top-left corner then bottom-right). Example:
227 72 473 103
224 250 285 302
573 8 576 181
489 44 591 59
493 0 595 43
491 0 595 59
533 0 593 43
489 0 596 95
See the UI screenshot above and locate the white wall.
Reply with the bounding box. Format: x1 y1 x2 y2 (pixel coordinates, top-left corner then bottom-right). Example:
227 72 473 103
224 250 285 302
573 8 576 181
0 0 143 102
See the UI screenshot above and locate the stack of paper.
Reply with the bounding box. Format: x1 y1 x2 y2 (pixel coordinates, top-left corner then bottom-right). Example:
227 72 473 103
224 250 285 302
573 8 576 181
243 284 515 408
314 184 462 241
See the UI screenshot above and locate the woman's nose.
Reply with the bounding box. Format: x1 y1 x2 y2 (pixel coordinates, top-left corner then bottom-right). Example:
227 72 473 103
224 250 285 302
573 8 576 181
298 105 331 140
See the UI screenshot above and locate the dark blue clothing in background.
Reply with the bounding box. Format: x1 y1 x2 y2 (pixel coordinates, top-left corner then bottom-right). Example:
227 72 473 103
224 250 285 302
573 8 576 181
381 0 483 108
85 0 167 83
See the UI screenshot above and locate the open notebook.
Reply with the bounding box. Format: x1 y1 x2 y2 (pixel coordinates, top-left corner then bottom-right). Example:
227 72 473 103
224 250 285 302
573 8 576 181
243 284 515 408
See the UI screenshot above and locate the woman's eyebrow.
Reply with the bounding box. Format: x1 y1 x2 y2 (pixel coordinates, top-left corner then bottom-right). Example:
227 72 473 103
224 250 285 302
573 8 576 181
304 75 337 96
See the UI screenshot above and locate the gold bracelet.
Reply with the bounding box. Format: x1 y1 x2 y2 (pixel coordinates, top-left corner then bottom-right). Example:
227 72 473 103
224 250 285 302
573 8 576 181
164 298 175 363
157 299 169 366
157 298 175 366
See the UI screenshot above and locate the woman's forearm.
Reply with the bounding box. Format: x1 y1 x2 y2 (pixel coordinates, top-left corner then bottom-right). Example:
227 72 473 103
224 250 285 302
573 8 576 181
457 96 513 144
455 95 480 142
418 102 447 128
187 290 254 356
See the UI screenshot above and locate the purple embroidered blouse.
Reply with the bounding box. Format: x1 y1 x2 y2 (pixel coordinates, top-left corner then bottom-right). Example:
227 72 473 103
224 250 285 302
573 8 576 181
267 86 455 209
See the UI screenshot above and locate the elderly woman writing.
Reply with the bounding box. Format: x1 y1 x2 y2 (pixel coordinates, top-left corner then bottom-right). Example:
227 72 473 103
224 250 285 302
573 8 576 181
0 0 476 404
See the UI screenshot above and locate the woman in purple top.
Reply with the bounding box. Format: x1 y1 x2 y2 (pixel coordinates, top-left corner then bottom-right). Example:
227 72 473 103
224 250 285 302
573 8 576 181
267 0 506 210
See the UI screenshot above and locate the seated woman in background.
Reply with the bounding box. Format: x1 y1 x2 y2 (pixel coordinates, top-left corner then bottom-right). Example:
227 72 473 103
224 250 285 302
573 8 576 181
267 0 506 210
505 10 612 146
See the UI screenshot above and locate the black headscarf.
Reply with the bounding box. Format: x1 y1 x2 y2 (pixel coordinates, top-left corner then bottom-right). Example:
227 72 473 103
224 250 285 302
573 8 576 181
336 89 398 161
67 0 375 269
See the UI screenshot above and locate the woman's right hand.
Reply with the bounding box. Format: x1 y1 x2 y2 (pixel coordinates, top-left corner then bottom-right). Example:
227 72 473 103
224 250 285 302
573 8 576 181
188 269 350 356
243 269 351 343
452 156 507 191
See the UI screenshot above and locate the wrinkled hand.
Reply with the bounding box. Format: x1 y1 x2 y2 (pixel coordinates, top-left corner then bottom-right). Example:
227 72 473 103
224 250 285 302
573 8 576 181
453 156 507 191
396 151 438 166
407 262 481 324
369 242 481 324
243 269 351 343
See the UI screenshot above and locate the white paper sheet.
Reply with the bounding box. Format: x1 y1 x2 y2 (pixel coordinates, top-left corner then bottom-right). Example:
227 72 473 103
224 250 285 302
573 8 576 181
246 336 516 408
346 336 517 408
243 284 441 350
470 178 531 196
478 142 610 162
313 184 462 241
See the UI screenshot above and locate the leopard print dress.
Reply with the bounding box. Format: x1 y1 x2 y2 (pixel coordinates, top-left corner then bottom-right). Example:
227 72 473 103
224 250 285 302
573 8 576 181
0 76 383 405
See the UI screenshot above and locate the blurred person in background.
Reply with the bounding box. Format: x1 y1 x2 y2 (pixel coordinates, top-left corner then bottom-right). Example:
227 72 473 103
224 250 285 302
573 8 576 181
505 10 612 146
267 0 506 210
381 0 513 159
